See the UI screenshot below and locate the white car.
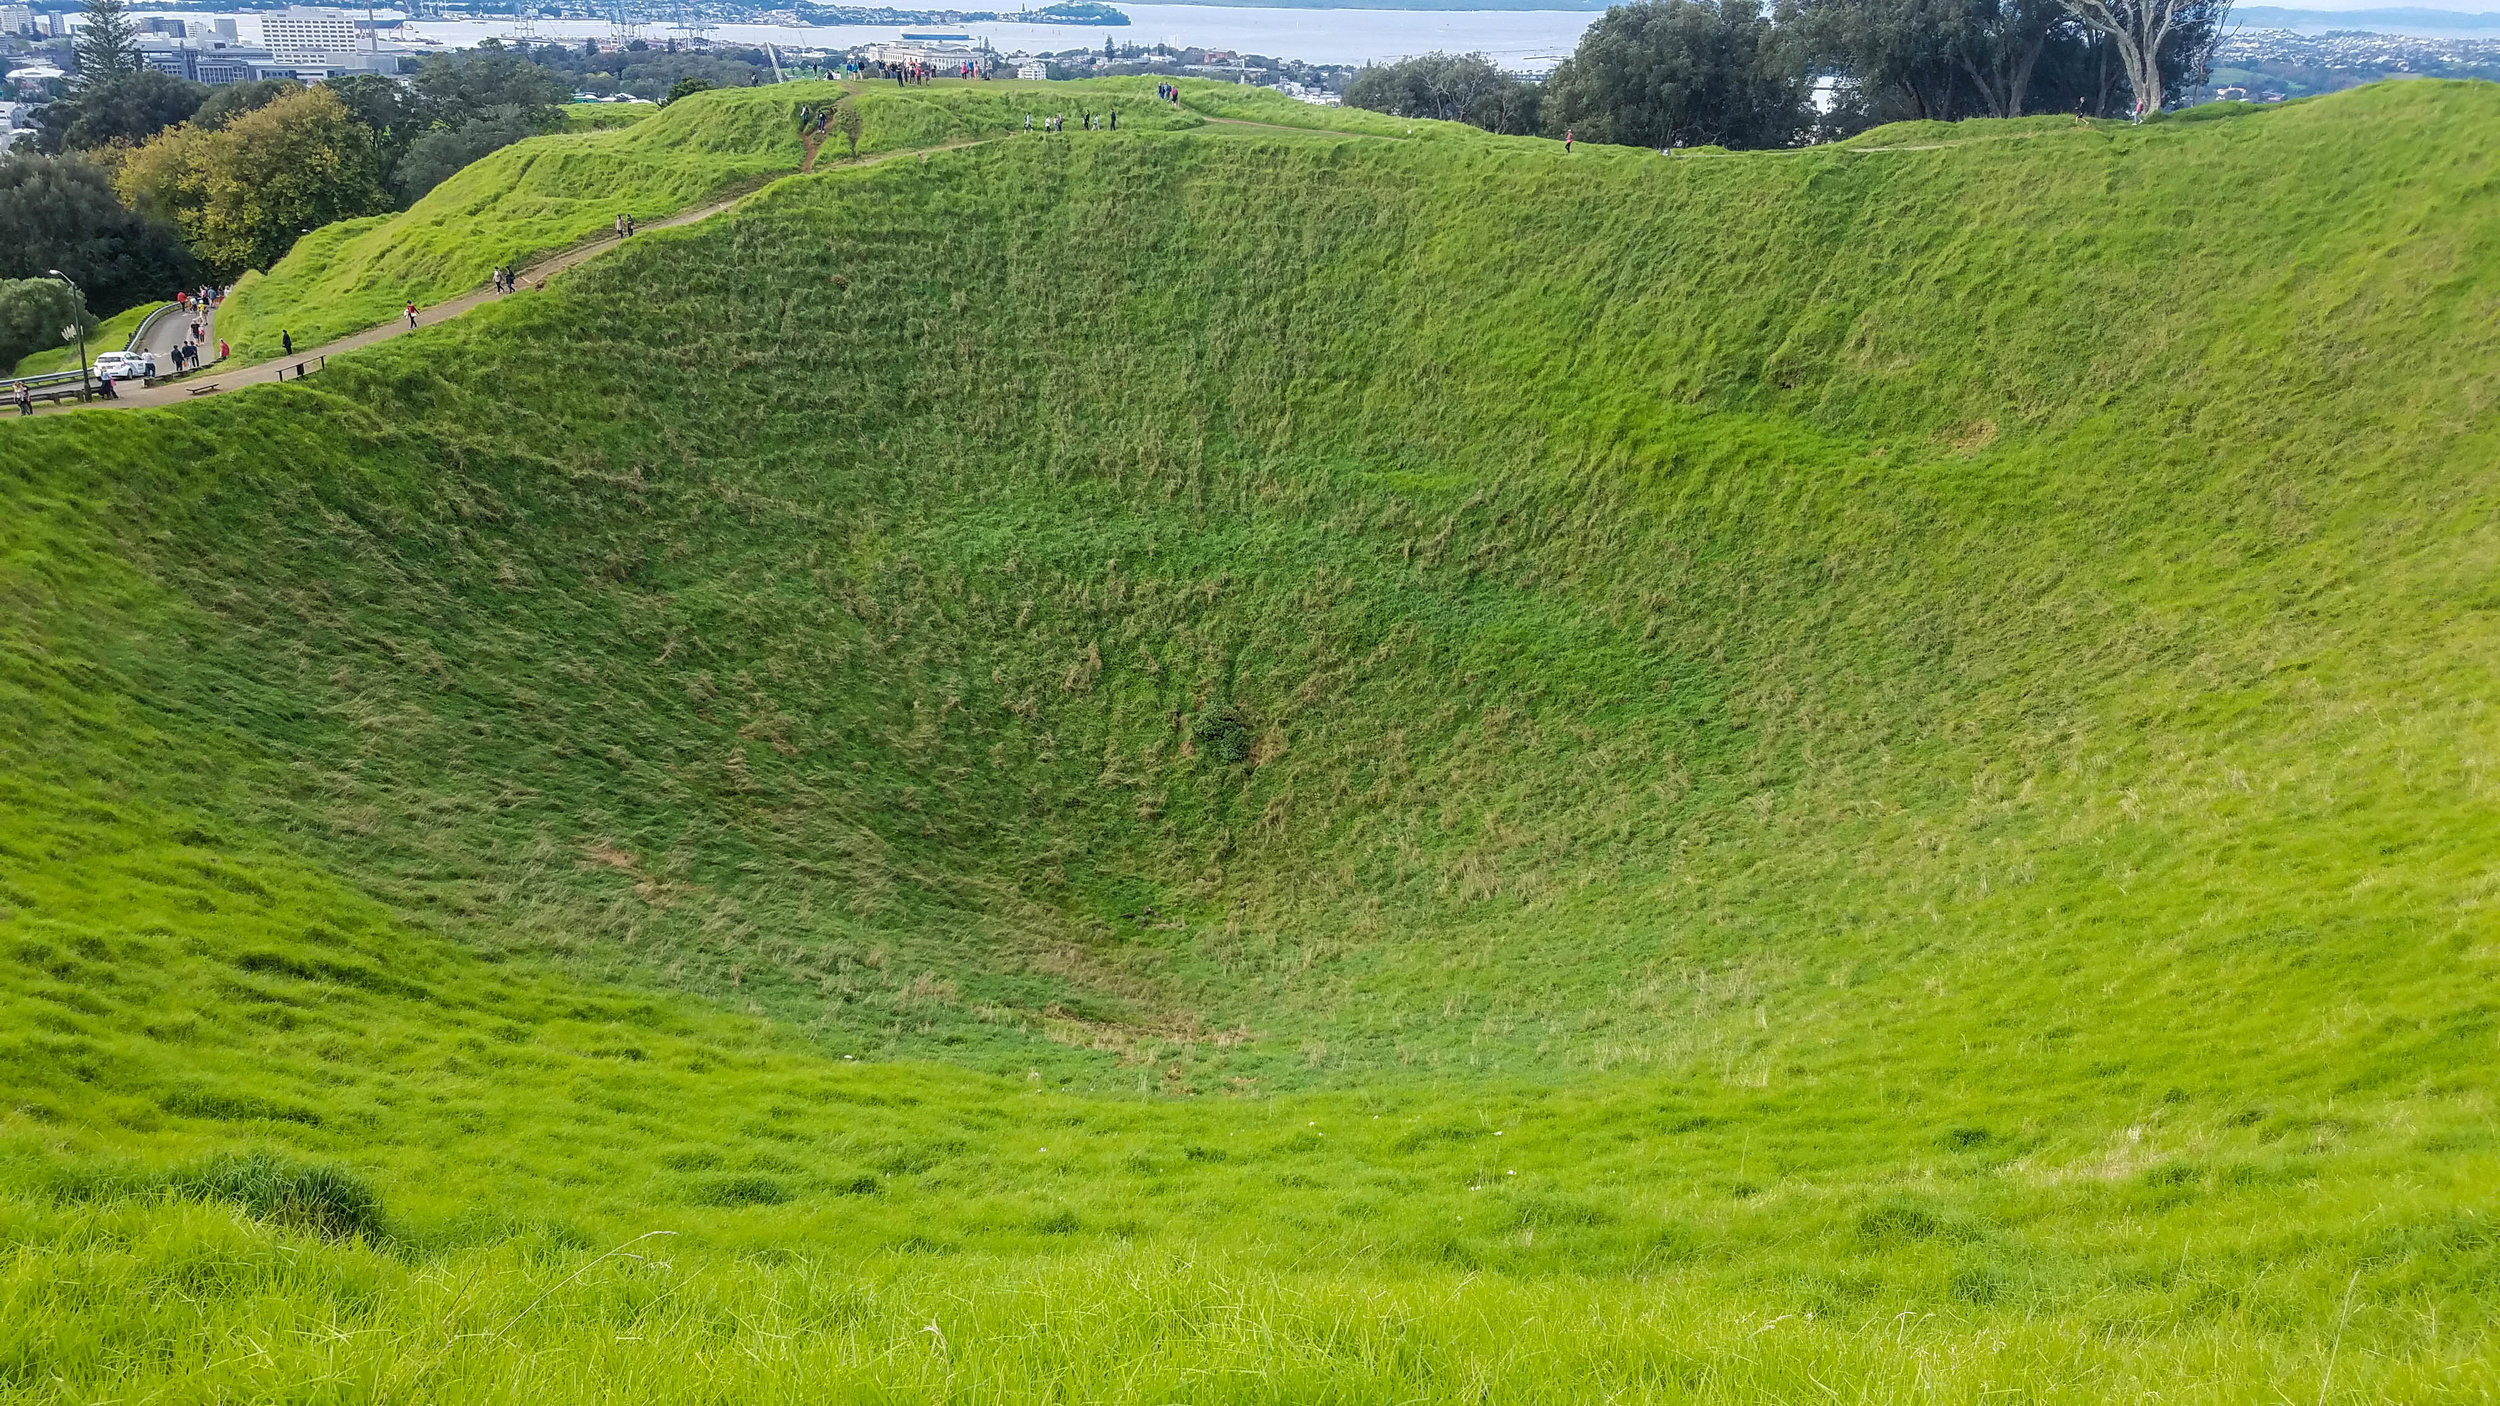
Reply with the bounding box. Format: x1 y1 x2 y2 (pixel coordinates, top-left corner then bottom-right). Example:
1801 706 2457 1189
92 350 157 380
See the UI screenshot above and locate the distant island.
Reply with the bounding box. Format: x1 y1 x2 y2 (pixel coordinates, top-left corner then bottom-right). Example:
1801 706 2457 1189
1136 0 1612 9
795 1 1129 23
2235 5 2500 28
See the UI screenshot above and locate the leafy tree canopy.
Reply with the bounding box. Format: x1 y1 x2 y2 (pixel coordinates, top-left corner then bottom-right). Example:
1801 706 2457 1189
1544 0 1809 149
35 69 206 153
393 104 557 204
113 87 391 280
194 79 299 131
1344 52 1544 135
411 42 569 125
0 275 93 369
0 153 195 315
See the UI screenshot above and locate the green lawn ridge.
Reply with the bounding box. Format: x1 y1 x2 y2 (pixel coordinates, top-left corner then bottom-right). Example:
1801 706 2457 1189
560 99 658 132
214 80 1203 362
2 76 2497 1402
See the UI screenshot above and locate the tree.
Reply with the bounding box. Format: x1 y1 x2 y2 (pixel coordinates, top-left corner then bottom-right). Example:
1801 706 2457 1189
409 44 568 124
0 153 194 315
392 104 551 203
114 87 391 278
1344 52 1544 135
1953 0 2070 117
194 78 297 130
1545 0 1808 149
663 76 713 106
33 68 205 152
2051 0 2228 115
382 48 564 202
325 72 424 178
0 276 92 369
71 0 139 85
1799 0 1969 121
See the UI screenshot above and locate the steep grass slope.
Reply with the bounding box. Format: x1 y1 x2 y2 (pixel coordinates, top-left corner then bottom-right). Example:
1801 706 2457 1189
215 81 1202 360
3 80 2497 1401
214 82 827 359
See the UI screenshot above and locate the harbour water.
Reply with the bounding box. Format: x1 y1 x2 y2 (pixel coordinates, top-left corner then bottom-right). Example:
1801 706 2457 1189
178 5 1608 69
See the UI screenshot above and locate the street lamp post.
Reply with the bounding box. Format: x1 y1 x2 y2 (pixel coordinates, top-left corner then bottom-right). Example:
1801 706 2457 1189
46 269 86 402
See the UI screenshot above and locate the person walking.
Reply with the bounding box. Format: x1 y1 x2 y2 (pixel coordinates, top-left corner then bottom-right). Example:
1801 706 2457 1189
280 330 293 357
1563 128 1574 153
405 301 419 329
15 381 30 416
1109 108 1116 131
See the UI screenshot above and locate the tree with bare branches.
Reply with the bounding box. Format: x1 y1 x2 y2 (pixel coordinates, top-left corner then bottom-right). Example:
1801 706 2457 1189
2051 0 2228 117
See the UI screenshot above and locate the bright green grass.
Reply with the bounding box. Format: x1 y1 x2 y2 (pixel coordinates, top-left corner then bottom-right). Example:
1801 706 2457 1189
9 301 163 377
2 78 2497 1400
214 81 832 360
560 100 657 131
214 81 1204 362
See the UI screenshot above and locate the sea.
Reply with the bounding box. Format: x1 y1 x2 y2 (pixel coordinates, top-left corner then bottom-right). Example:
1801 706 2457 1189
165 6 1607 70
146 2 2500 74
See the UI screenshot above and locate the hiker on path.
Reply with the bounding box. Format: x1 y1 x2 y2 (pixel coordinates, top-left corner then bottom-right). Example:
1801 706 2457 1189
15 382 29 416
281 331 293 357
625 215 636 236
406 301 419 329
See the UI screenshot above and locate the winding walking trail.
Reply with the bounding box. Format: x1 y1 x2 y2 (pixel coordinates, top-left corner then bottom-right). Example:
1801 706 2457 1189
21 117 1393 420
32 191 750 418
24 134 1006 420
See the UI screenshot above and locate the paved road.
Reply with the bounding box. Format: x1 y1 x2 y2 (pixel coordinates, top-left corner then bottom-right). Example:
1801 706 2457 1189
132 302 212 374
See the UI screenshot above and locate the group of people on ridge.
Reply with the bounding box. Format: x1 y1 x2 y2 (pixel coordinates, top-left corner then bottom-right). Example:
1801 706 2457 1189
1026 109 1116 134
